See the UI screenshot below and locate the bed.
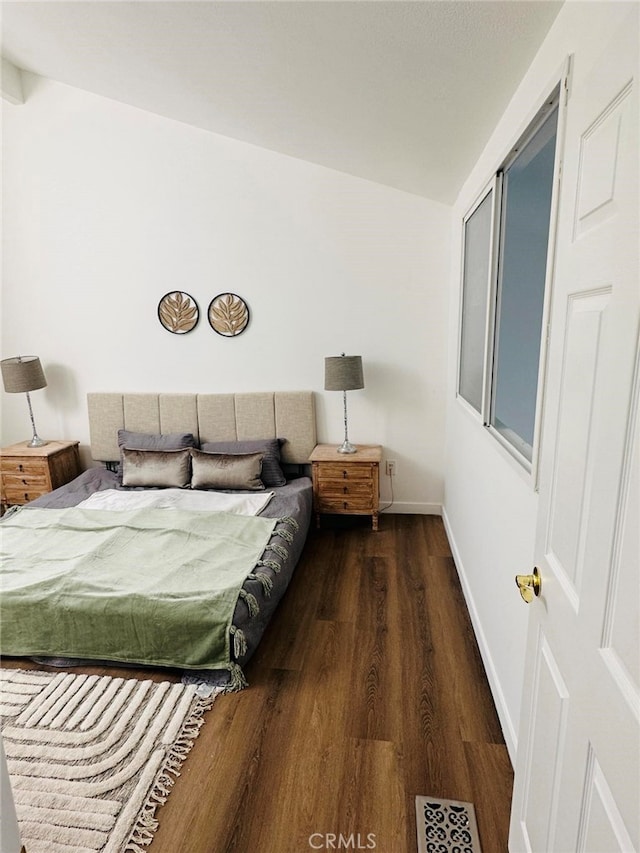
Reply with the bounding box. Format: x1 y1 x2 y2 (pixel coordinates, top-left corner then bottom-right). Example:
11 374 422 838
0 391 316 691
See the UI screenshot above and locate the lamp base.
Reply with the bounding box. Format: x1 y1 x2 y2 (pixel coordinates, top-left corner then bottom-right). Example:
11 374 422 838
28 435 47 448
338 440 357 454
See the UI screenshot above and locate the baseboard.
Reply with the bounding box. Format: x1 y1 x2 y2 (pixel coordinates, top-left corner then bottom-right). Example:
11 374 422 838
441 507 518 764
380 501 442 515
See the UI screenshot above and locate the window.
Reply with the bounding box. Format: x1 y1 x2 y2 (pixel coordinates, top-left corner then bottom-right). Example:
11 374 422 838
458 187 495 414
457 91 560 467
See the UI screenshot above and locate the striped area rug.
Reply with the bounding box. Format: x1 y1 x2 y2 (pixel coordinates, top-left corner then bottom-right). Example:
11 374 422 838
0 668 218 853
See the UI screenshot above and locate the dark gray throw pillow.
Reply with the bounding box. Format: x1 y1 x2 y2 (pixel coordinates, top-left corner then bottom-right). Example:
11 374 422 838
199 438 286 487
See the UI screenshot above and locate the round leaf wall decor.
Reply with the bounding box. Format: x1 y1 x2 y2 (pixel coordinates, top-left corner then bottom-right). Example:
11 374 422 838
158 291 199 334
208 293 250 337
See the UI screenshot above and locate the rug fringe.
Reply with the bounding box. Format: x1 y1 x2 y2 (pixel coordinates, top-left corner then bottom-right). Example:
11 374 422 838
274 526 294 543
127 843 150 853
123 693 215 852
224 663 248 692
255 558 281 573
229 626 247 658
247 571 274 597
238 588 259 617
265 541 289 561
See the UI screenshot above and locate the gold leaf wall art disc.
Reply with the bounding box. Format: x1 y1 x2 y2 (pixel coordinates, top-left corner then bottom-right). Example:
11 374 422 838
158 291 199 334
208 293 250 337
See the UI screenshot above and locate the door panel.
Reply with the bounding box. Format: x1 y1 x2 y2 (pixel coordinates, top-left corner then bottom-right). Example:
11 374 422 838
574 83 632 238
546 288 611 597
603 382 639 702
523 634 569 853
579 754 636 852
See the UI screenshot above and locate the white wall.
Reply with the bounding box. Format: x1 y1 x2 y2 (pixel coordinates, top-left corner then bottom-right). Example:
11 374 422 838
443 0 635 761
1 59 24 105
1 73 450 512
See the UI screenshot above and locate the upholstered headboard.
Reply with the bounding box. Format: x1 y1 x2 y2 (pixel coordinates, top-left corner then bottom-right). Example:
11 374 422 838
87 392 316 465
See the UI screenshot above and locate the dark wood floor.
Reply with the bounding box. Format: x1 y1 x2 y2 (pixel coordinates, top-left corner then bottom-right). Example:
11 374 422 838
4 514 513 852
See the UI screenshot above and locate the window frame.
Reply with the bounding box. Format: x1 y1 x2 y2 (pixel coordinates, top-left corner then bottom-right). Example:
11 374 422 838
456 177 501 420
456 64 570 484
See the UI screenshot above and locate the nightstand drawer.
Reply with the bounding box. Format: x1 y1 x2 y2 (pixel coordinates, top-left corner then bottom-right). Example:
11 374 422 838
316 463 373 481
318 495 374 513
317 480 373 498
3 485 50 504
2 472 50 491
0 458 48 477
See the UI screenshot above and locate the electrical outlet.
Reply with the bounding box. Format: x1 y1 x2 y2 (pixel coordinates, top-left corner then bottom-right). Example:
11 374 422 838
386 460 396 477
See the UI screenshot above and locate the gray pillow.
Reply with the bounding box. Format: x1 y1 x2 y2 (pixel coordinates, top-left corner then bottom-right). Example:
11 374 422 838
190 449 265 491
117 430 197 476
121 447 192 488
117 429 197 453
199 438 285 487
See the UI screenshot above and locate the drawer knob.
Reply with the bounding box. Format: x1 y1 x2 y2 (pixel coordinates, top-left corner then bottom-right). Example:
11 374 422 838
22 479 27 485
18 464 24 472
343 470 347 478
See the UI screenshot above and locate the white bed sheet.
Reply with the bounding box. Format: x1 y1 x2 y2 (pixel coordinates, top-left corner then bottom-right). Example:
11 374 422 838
77 487 274 516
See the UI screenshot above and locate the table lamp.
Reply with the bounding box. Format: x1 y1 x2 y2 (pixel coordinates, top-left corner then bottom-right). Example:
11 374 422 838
324 353 364 454
1 355 48 447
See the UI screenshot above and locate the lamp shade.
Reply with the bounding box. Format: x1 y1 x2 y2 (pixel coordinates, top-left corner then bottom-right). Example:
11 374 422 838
1 356 47 394
324 355 364 392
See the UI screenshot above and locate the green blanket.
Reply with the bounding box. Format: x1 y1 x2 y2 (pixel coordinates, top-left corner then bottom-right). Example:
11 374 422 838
0 507 277 671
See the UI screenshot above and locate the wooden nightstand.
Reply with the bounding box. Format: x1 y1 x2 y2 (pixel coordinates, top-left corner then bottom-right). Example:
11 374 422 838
310 444 382 531
1 440 81 509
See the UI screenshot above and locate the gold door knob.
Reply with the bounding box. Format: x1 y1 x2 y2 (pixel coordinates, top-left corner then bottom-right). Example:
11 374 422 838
515 567 541 603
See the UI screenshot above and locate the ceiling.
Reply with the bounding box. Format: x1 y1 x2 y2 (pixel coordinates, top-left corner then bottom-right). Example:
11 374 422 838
1 1 564 203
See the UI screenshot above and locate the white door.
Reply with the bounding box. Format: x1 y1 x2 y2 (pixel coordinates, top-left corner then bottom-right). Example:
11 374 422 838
509 10 639 853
